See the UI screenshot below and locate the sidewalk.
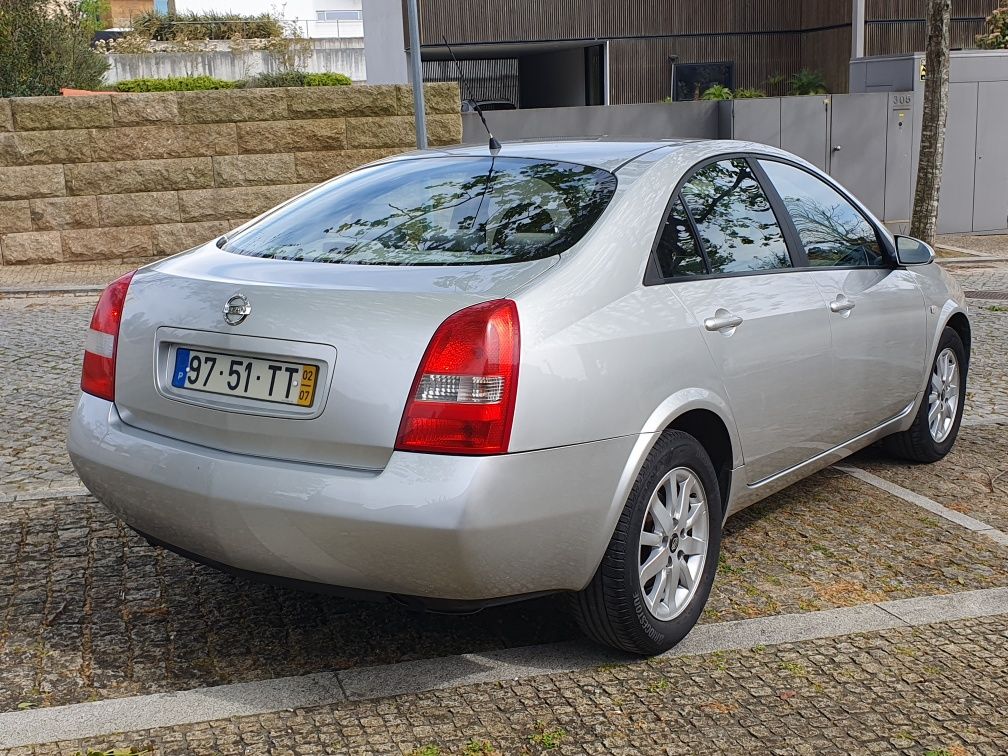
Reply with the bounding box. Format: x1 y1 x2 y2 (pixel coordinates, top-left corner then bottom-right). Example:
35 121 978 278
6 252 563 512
0 260 151 296
15 612 1008 755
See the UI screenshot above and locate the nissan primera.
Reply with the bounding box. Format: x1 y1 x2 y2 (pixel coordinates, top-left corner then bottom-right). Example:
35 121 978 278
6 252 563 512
68 140 969 654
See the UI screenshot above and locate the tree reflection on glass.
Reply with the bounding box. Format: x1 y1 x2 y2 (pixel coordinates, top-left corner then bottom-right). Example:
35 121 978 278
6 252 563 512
225 157 618 266
759 160 883 267
655 198 706 277
681 159 791 274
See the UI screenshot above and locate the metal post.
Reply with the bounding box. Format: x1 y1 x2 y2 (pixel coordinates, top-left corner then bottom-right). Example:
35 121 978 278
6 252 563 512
852 0 866 59
406 0 428 149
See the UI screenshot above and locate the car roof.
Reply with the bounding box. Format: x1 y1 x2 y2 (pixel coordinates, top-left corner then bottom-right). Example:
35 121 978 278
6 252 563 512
409 139 702 172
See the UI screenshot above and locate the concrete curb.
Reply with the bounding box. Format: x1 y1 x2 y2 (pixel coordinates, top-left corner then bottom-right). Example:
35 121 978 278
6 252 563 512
838 465 1008 547
2 587 1007 748
0 286 103 299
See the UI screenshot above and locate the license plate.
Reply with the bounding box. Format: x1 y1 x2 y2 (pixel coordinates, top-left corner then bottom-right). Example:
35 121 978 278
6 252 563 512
171 347 318 407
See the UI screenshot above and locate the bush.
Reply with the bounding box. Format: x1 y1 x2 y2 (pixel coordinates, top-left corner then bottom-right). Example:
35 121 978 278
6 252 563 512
243 70 352 88
788 69 828 96
700 84 733 100
115 75 237 92
131 10 284 41
113 73 353 92
977 5 1008 48
733 88 766 99
0 0 109 97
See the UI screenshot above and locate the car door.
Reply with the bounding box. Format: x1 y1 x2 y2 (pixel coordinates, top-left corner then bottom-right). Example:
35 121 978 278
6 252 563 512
654 157 836 484
757 159 926 446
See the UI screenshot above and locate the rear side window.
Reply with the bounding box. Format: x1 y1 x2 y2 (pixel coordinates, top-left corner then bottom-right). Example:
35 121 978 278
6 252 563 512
223 156 617 266
655 198 706 277
759 160 884 267
681 158 791 274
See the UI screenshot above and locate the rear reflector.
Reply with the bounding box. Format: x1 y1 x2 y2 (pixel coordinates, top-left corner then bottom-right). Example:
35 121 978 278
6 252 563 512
395 299 519 455
81 271 135 402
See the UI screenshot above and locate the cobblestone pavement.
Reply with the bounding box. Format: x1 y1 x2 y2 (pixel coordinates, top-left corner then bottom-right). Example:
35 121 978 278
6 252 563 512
1 469 1005 713
0 298 91 494
20 615 1008 755
1 261 1007 748
854 423 1008 533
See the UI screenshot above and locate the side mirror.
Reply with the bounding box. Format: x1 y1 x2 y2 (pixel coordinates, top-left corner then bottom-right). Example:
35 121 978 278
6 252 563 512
895 235 935 265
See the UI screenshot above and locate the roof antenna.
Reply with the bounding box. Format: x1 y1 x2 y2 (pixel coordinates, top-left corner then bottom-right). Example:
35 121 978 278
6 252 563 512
442 35 501 155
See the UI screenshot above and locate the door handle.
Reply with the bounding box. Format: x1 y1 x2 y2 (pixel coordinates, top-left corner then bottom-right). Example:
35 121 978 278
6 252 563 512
829 296 856 314
704 311 744 332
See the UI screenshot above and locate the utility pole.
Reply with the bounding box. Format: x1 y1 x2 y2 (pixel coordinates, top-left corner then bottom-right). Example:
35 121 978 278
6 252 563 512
406 0 427 150
910 0 952 244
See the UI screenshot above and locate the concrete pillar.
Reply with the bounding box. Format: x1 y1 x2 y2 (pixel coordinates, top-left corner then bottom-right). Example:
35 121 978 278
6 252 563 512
362 0 409 84
852 0 866 59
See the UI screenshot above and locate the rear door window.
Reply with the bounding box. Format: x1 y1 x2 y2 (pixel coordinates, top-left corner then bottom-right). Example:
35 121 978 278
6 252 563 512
654 197 707 277
759 160 884 267
680 158 792 274
223 156 617 266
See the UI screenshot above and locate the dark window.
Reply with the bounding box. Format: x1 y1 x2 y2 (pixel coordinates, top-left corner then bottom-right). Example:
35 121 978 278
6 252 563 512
224 157 617 266
671 62 734 102
760 160 884 267
655 198 706 277
680 159 791 274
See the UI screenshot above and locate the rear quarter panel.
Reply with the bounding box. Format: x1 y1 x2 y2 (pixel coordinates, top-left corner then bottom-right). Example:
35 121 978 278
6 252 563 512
509 145 742 456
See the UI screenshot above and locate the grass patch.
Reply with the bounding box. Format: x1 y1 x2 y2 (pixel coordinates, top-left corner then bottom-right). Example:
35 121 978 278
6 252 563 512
463 739 497 755
531 722 567 750
779 661 808 676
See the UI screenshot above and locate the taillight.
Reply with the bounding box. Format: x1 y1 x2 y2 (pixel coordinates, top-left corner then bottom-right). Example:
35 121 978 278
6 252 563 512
81 271 135 402
395 299 520 455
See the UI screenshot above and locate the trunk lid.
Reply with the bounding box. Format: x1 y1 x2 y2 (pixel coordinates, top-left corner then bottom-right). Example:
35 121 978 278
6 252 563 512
114 244 555 469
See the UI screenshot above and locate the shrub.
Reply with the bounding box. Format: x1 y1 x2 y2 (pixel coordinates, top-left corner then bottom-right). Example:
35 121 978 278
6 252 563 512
0 0 110 97
788 69 828 96
113 73 352 92
977 4 1008 48
242 70 352 88
700 84 733 100
131 10 284 41
115 76 237 92
733 88 766 99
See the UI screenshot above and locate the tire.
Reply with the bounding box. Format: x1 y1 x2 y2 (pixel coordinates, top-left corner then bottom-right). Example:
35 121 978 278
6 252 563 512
570 430 722 655
884 326 967 463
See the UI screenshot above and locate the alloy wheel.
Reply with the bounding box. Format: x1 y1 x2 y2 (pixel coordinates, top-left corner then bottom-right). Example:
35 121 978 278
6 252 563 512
638 466 710 621
928 347 960 443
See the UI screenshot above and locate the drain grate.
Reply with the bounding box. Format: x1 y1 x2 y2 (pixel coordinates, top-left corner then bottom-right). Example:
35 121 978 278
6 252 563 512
964 290 1008 300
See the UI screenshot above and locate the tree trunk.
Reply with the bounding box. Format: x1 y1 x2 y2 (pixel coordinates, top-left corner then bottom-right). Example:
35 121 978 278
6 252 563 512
910 0 952 245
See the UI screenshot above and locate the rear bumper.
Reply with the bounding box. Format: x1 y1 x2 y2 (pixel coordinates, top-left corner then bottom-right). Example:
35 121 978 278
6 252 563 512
68 393 635 601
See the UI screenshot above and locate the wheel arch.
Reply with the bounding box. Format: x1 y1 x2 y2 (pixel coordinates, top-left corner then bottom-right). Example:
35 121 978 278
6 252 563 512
601 391 741 555
945 310 971 364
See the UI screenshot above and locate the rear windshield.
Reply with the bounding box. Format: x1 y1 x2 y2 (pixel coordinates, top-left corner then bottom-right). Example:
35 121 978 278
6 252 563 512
223 156 617 266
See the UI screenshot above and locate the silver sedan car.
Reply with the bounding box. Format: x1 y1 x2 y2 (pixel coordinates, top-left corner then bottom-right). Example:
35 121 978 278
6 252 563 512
68 140 969 655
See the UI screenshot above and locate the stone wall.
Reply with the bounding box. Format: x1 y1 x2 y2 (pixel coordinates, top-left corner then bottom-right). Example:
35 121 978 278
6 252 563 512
0 83 461 265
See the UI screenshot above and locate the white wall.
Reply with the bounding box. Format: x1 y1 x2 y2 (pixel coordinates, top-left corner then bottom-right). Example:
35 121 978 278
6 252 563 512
102 38 366 83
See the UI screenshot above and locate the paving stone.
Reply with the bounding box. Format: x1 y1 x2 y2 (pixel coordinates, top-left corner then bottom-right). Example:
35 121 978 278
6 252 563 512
853 422 1008 533
29 615 1008 755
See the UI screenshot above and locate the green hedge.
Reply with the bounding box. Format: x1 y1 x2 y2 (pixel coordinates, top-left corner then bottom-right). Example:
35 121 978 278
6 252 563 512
114 72 353 93
243 71 353 88
115 75 237 92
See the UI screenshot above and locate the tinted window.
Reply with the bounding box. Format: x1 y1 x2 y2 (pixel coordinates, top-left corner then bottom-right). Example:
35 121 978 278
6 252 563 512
224 157 617 266
760 160 884 267
655 198 706 277
681 159 791 274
